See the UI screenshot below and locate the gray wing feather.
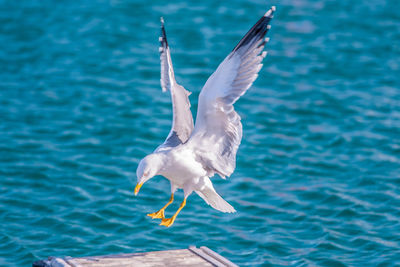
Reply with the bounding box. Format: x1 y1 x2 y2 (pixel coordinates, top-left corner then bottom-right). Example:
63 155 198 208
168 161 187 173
156 17 194 152
190 7 275 177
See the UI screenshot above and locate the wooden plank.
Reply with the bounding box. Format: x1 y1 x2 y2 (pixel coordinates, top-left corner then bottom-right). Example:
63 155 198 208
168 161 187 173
32 247 237 267
64 249 214 267
189 246 239 267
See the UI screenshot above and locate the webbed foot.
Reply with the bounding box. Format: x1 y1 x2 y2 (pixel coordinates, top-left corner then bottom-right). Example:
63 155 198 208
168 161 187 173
147 209 165 219
160 217 176 227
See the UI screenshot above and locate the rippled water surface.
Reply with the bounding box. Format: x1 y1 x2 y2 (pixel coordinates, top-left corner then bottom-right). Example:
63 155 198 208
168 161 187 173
1 0 400 266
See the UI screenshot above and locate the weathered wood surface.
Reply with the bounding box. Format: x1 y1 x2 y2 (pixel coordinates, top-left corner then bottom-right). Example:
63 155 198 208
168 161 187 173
66 249 212 267
32 246 239 267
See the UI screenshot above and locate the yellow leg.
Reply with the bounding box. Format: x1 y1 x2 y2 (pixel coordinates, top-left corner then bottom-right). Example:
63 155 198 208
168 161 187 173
160 198 186 227
147 194 174 219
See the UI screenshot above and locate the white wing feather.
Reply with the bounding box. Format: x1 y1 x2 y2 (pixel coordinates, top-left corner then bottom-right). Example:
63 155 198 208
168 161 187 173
156 18 194 151
190 7 275 177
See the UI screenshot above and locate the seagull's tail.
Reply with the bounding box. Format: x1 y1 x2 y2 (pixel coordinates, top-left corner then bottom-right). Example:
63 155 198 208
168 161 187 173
196 187 236 213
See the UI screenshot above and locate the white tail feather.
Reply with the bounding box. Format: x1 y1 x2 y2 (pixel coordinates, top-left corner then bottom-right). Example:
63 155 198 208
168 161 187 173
196 188 236 213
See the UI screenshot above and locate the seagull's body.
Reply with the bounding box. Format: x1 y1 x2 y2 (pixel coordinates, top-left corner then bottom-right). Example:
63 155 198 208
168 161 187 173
135 6 276 227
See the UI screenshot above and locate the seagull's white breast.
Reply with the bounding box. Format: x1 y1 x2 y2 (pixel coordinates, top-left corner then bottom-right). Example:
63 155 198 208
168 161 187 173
159 146 206 188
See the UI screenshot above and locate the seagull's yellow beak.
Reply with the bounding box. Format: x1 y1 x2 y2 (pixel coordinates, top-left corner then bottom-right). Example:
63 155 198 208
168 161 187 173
134 182 143 196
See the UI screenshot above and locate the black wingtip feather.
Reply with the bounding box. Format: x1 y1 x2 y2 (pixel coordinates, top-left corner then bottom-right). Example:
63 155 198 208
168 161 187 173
160 17 168 48
232 6 275 53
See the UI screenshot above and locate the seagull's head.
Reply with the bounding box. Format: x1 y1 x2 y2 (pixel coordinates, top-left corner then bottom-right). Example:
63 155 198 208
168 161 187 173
135 153 164 196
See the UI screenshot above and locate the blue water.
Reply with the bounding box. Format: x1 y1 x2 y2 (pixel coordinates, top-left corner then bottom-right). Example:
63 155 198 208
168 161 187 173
1 0 400 266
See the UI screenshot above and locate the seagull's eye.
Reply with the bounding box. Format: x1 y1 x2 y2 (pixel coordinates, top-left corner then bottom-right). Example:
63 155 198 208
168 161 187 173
143 171 149 177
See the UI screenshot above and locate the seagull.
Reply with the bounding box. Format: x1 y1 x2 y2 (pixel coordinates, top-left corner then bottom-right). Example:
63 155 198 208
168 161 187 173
135 6 275 227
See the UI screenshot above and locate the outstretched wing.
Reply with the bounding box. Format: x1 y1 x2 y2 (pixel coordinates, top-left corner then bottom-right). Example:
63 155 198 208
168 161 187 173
190 7 275 177
156 17 194 152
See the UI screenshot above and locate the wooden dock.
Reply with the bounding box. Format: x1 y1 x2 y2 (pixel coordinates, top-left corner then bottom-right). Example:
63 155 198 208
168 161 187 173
32 246 239 267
